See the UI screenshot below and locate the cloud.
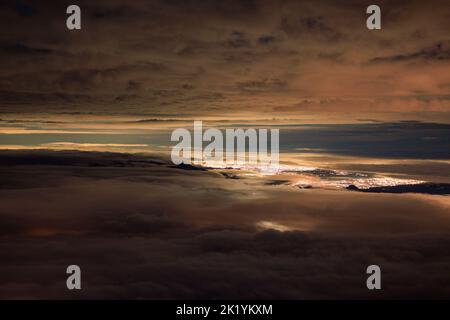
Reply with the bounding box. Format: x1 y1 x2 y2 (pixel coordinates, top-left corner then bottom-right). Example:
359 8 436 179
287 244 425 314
0 0 448 121
258 35 275 45
236 78 288 92
0 42 54 56
227 31 251 48
370 41 450 63
0 150 450 298
279 15 343 41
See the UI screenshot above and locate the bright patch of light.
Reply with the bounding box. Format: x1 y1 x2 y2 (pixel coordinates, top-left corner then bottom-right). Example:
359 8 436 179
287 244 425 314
256 221 293 232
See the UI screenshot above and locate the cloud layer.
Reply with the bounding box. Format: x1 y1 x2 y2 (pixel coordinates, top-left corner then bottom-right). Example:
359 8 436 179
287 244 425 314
0 0 449 121
0 150 449 298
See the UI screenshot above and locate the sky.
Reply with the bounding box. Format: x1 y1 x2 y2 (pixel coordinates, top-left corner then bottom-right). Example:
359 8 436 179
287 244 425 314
0 0 449 123
0 0 450 299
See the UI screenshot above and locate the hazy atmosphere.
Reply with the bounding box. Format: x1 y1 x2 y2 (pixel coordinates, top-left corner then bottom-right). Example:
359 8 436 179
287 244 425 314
0 0 449 299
